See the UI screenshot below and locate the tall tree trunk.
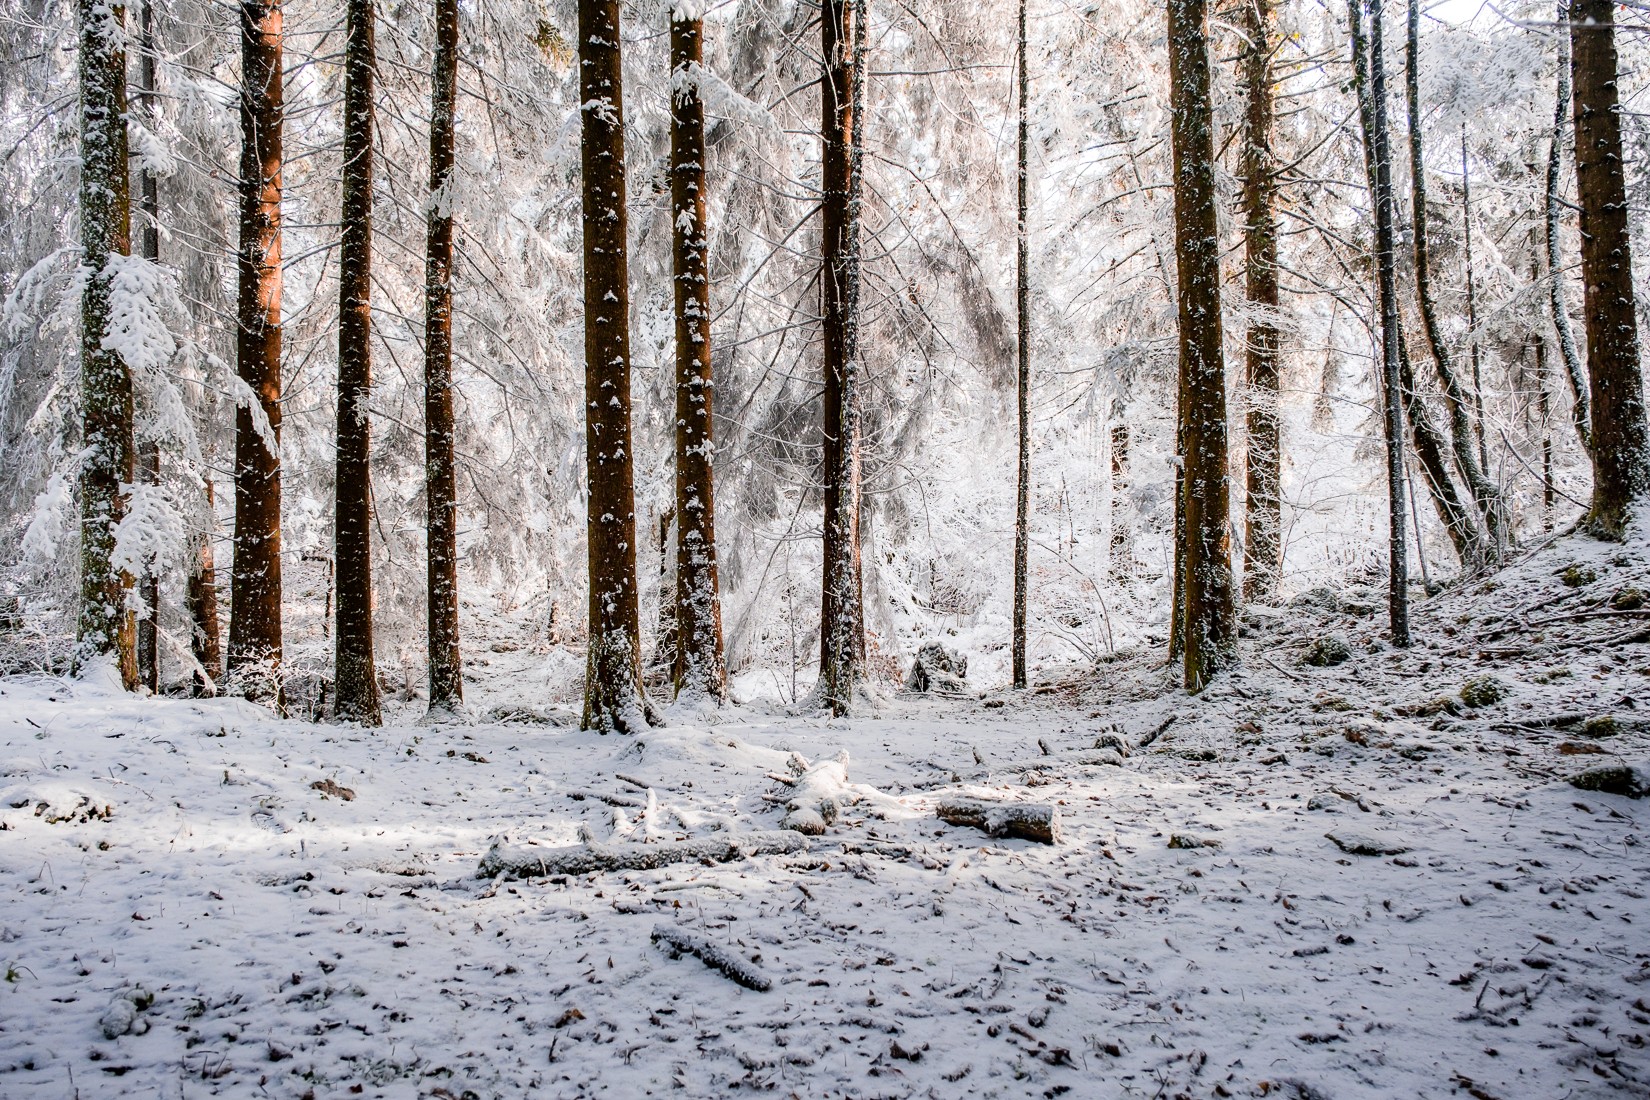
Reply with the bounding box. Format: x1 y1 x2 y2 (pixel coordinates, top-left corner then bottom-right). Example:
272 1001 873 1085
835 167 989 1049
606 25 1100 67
1570 0 1650 539
77 0 137 689
332 0 380 724
669 9 727 704
1404 0 1503 561
136 0 161 693
818 0 867 715
423 0 462 716
579 0 653 732
1168 0 1236 691
1240 0 1281 605
1348 0 1410 646
188 480 224 694
1460 128 1491 477
1011 0 1030 689
1549 1 1592 455
229 0 284 702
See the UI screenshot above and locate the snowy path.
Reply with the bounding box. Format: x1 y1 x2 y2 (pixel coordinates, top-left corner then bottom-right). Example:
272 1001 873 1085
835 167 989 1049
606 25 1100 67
1 645 1645 1098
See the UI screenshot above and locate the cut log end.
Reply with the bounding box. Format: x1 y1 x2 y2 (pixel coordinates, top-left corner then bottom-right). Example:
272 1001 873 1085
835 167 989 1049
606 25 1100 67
936 798 1062 845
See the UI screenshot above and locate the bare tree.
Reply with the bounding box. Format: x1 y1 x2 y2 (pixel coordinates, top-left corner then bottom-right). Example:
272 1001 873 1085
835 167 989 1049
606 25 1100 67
1348 0 1410 646
1548 1 1591 455
1569 0 1650 539
332 0 381 724
1239 0 1281 604
229 0 285 701
1168 0 1236 690
1011 0 1031 689
136 0 161 693
423 0 462 716
76 0 137 688
818 0 868 714
670 7 727 704
1404 0 1506 559
579 0 654 732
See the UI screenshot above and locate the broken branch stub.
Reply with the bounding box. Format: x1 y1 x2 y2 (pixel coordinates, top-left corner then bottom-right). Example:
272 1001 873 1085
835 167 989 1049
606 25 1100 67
936 798 1062 845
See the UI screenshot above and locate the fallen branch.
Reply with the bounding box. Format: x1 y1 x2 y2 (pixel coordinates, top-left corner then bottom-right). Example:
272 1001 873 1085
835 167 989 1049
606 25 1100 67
936 798 1063 845
651 924 772 991
477 831 808 880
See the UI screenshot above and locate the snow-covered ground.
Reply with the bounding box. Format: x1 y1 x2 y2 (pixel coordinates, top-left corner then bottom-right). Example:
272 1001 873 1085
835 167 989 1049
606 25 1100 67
2 527 1648 1099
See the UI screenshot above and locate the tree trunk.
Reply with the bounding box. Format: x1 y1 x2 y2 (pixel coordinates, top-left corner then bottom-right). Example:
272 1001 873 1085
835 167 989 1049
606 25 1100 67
1549 1 1592 455
1569 0 1650 539
1240 0 1281 605
332 0 380 724
1398 325 1482 568
669 10 727 705
76 0 137 689
136 0 161 693
187 480 224 694
818 0 867 715
229 0 284 702
1404 0 1503 561
1012 0 1031 689
1348 0 1410 646
1167 0 1236 691
423 0 462 716
579 0 653 732
1460 128 1491 478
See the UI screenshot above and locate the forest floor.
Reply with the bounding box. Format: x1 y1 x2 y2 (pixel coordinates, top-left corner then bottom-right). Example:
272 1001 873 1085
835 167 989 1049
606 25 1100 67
2 522 1649 1099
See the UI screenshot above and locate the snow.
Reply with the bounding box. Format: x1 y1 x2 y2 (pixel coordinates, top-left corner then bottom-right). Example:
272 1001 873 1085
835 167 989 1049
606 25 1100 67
3 526 1648 1097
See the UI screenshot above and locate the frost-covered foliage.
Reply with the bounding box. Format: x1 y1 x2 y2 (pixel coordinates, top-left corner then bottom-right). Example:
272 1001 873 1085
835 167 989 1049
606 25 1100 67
0 0 1638 694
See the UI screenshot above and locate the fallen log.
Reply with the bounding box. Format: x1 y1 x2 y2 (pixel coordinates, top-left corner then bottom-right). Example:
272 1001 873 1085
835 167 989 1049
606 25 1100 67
651 924 772 991
478 831 808 880
936 798 1062 845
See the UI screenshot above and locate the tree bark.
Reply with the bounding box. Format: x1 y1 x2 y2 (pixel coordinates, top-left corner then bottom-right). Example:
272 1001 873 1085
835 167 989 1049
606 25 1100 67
1012 0 1031 689
818 0 867 715
423 0 462 716
332 0 380 724
669 10 727 705
1569 0 1650 539
579 0 653 732
229 0 284 702
136 0 161 693
76 0 137 689
187 479 223 694
1348 0 1410 646
1404 0 1503 561
1168 0 1236 691
1548 1 1592 455
1240 0 1281 605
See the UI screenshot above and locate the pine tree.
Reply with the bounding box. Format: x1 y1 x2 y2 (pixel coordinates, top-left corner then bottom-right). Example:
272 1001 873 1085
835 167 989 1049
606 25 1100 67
1347 0 1410 646
1569 0 1650 539
1011 0 1031 689
669 6 727 704
579 0 654 732
1239 0 1281 605
1167 0 1236 691
818 0 867 714
423 0 462 716
76 0 137 689
229 0 285 701
332 0 381 724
